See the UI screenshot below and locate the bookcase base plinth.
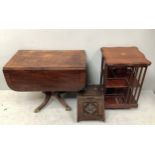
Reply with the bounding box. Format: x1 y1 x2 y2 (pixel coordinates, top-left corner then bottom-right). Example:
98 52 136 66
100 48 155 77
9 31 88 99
105 103 138 109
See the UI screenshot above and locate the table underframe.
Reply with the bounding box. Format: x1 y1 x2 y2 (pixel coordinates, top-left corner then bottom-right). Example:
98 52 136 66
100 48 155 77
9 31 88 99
34 92 71 113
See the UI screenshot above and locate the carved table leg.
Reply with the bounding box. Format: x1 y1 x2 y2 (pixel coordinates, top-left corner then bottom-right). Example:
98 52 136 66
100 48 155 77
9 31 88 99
55 94 72 111
34 92 52 113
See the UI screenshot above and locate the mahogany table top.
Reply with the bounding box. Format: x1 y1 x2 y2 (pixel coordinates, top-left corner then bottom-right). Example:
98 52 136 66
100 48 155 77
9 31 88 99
4 50 86 70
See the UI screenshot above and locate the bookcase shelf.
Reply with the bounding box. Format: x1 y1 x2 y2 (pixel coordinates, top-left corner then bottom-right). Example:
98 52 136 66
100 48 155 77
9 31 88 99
105 94 138 109
106 78 128 88
106 77 140 89
103 66 146 109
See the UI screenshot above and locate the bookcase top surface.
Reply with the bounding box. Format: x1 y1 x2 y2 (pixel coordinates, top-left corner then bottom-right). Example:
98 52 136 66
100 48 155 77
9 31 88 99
101 47 151 66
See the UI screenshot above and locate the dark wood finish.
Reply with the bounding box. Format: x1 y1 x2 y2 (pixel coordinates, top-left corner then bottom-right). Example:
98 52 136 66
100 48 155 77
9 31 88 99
106 78 128 88
3 50 86 92
100 47 151 109
3 50 86 112
77 85 105 122
34 92 52 113
4 70 86 91
135 67 147 103
55 94 71 111
34 92 72 113
101 47 151 66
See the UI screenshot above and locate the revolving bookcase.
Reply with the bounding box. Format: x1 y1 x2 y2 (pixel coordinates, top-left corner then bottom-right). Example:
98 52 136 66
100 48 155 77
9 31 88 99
100 47 151 109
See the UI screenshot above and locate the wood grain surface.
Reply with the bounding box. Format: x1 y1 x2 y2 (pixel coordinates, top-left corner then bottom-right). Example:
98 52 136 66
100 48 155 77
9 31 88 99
101 47 151 66
3 50 87 92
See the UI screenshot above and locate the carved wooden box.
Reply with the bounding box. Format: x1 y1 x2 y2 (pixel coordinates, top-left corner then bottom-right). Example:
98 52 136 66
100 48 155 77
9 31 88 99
77 85 105 122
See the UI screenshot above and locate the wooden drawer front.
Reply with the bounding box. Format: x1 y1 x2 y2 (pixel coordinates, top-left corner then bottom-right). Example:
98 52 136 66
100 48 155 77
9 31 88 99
78 96 104 121
4 70 86 92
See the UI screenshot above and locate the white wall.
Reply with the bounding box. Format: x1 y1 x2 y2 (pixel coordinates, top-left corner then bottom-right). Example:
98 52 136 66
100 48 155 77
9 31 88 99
0 29 154 90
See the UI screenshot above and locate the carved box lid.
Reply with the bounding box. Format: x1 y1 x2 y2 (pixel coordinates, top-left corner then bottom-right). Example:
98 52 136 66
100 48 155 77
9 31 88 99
79 85 104 97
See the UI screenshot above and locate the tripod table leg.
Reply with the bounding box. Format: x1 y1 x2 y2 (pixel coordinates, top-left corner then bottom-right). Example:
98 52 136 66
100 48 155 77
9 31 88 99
34 92 52 113
55 94 72 111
